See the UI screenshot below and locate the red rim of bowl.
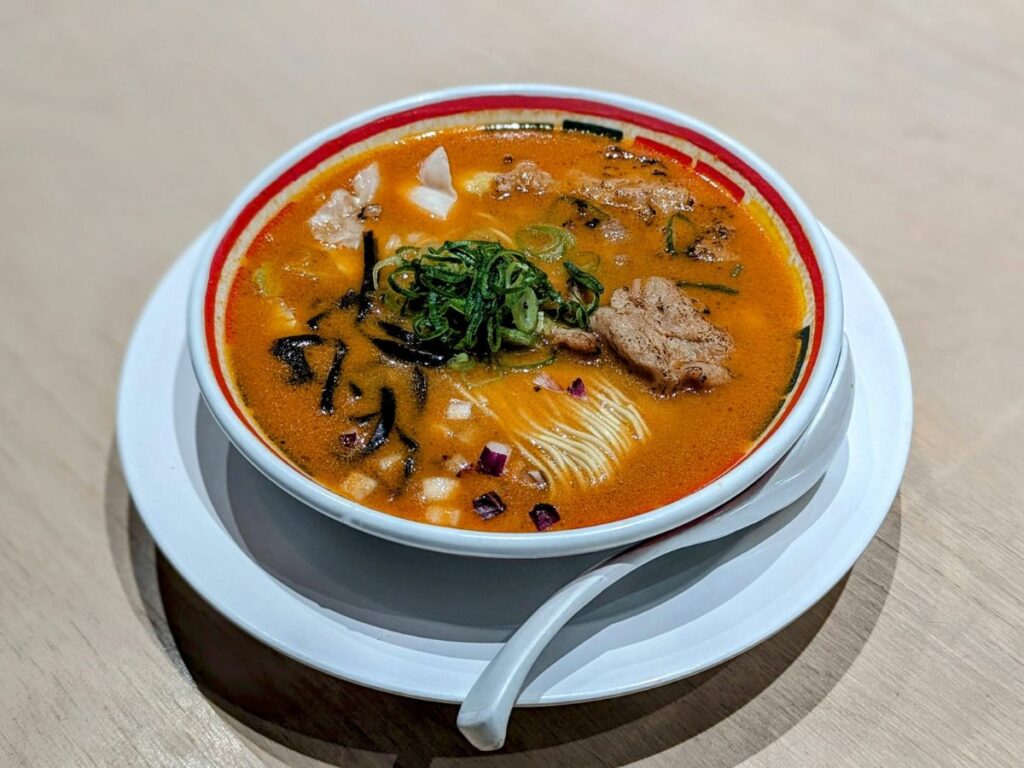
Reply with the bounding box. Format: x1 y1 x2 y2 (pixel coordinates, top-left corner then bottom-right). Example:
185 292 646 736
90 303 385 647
188 85 842 558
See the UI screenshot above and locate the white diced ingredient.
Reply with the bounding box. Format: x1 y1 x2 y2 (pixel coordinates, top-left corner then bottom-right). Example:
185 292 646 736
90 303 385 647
421 476 457 501
377 453 403 472
425 506 461 526
445 398 472 420
409 147 457 218
341 472 377 501
443 453 471 475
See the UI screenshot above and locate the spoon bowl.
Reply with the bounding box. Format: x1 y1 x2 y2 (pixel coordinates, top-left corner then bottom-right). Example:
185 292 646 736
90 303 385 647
457 336 855 751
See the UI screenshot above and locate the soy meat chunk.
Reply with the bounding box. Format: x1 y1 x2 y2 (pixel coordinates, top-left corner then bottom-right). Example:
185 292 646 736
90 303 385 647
570 175 695 224
492 161 553 199
590 277 733 392
544 324 601 354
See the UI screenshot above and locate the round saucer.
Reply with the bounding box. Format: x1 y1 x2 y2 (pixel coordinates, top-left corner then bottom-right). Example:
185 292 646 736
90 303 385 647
117 225 911 705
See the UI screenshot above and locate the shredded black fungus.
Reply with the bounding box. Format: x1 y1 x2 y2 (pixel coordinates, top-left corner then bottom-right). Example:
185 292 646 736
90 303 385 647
356 230 377 323
269 334 324 384
363 387 395 454
318 340 348 414
371 337 448 367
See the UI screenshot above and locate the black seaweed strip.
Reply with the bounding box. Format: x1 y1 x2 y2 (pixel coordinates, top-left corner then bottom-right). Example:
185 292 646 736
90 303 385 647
318 341 348 414
562 119 623 141
356 231 377 323
754 398 787 440
363 387 395 454
269 335 323 384
786 326 811 394
370 338 447 367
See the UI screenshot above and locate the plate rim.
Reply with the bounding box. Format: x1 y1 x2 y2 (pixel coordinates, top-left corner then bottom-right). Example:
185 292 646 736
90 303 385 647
117 224 911 705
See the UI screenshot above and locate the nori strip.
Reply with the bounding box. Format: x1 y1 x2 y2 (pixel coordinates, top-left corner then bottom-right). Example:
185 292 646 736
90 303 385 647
356 230 377 323
370 337 448 367
269 334 323 384
318 340 348 414
363 387 395 454
562 119 623 141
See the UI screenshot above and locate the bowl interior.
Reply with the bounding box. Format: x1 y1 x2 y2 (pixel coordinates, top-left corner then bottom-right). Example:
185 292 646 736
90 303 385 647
190 88 838 557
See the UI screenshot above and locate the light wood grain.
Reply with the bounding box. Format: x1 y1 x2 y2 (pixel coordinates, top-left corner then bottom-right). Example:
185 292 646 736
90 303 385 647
2 1 1022 765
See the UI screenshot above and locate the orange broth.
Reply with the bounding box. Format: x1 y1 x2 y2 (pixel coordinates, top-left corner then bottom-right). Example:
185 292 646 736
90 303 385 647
224 127 806 532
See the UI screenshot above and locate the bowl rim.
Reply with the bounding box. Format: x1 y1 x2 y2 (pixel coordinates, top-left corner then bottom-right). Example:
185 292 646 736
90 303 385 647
187 83 844 559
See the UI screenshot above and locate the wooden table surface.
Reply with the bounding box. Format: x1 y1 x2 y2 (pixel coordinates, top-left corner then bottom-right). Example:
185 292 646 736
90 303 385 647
3 1 1023 765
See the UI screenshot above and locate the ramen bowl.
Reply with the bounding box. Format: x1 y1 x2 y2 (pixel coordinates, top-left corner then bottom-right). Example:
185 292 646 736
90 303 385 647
187 84 843 558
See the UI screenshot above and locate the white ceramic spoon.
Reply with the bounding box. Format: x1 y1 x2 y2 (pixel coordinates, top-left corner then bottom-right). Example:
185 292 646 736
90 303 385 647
457 337 854 751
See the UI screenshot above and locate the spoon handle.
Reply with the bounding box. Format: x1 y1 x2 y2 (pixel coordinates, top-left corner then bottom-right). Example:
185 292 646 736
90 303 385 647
457 339 853 752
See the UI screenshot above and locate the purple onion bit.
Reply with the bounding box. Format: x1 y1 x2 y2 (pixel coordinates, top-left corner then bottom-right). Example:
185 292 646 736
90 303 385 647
338 430 362 457
477 441 510 476
473 491 507 521
529 503 560 531
567 377 587 399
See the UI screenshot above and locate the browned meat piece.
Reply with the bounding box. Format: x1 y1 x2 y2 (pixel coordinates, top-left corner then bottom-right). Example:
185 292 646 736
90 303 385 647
493 161 552 199
571 175 694 224
590 277 733 392
687 223 735 262
544 324 600 354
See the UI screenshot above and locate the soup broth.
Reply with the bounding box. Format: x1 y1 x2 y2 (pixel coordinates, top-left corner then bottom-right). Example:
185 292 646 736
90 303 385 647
224 126 806 532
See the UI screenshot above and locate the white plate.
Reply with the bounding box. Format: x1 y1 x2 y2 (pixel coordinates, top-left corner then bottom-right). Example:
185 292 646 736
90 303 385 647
117 225 911 705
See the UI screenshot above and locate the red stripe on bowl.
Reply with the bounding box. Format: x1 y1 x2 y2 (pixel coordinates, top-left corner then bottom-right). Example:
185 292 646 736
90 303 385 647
204 93 826 467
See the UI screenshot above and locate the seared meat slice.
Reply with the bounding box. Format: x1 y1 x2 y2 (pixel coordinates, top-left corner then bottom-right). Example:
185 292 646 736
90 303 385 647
590 277 732 392
544 324 601 355
493 161 553 199
571 175 694 224
687 223 735 262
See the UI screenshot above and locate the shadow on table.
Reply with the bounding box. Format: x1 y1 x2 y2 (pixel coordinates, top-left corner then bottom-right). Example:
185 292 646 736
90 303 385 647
106 441 902 768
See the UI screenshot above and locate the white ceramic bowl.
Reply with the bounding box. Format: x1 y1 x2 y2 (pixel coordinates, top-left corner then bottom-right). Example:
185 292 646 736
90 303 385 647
188 84 843 559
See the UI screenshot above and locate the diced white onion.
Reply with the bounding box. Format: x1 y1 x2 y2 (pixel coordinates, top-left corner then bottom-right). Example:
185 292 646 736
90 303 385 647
377 452 402 471
445 399 472 420
421 476 458 501
443 453 471 475
341 472 377 501
425 506 461 526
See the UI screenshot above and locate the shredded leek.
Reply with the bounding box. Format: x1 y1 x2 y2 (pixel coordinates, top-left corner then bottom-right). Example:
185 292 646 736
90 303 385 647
663 213 698 256
376 239 603 363
515 224 576 262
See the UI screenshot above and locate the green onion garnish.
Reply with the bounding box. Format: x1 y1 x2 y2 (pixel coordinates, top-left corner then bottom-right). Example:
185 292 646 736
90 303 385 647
515 224 576 262
376 239 603 363
675 280 739 295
